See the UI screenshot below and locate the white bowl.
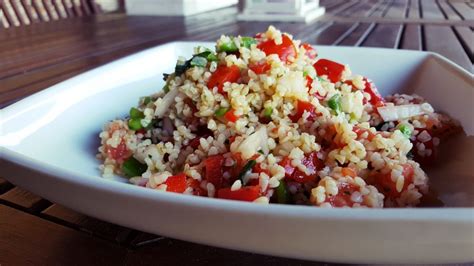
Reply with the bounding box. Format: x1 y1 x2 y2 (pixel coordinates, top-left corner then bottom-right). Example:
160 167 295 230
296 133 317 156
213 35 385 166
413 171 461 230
1 42 473 264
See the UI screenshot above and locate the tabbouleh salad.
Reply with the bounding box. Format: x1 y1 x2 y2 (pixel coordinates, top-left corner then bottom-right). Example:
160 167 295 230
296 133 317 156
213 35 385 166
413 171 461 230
98 26 459 208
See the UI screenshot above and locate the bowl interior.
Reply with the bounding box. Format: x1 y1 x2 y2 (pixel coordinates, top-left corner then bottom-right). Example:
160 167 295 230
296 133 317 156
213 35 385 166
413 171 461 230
1 43 473 207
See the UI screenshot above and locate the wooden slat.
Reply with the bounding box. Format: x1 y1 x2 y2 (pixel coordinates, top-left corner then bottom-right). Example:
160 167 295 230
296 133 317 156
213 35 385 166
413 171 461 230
42 204 133 243
327 0 359 15
338 22 375 46
453 26 474 61
0 205 126 265
20 0 40 23
424 25 472 71
449 0 474 20
421 0 446 19
314 22 356 45
385 0 409 18
124 238 330 266
10 0 29 25
61 0 75 17
2 0 19 26
361 23 404 48
130 232 165 248
401 24 422 50
407 0 420 18
32 0 50 21
0 177 13 194
437 0 463 20
80 0 91 15
0 187 51 212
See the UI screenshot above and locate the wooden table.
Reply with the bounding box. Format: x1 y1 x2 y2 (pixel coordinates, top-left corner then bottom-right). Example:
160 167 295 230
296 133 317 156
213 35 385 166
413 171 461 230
1 1 473 265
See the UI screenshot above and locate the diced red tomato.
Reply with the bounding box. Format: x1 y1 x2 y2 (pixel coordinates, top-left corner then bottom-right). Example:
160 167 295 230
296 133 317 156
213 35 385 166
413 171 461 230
412 129 436 166
341 167 357 178
165 173 187 193
289 100 317 123
106 140 130 162
217 185 261 202
373 164 414 199
224 109 240 122
279 152 322 184
362 78 385 107
301 43 317 59
229 152 245 179
204 155 226 189
257 34 296 63
249 61 271 75
253 163 270 176
306 76 313 89
305 76 325 100
326 182 359 207
207 65 241 94
313 59 345 83
353 126 376 141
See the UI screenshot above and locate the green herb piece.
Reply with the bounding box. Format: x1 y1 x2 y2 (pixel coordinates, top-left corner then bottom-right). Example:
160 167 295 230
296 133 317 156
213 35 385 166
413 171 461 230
163 84 170 93
215 107 229 117
143 96 152 105
122 157 147 178
258 150 264 154
190 56 207 67
130 107 144 119
398 124 412 138
241 36 257 48
206 53 218 62
263 107 273 117
275 180 289 204
328 94 342 114
237 160 257 184
128 118 143 130
218 39 238 53
175 57 190 76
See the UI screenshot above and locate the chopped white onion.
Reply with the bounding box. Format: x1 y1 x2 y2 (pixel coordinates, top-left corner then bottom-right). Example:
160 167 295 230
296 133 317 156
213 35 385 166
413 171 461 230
377 104 426 122
154 88 179 117
237 127 268 159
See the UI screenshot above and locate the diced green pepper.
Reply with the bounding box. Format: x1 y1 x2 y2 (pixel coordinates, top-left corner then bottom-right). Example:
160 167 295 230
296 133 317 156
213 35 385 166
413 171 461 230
190 56 207 67
163 84 170 93
328 94 342 114
215 107 229 117
275 180 289 204
122 157 147 178
175 58 190 76
206 53 218 62
238 160 256 184
241 36 257 48
398 124 412 138
218 39 238 53
128 118 142 130
263 107 273 117
130 107 144 119
143 96 152 105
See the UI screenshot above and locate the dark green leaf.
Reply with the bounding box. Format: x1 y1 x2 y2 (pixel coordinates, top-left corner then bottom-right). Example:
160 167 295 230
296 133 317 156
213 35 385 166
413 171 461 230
130 107 144 119
238 160 256 184
190 56 207 67
128 118 142 130
122 157 147 177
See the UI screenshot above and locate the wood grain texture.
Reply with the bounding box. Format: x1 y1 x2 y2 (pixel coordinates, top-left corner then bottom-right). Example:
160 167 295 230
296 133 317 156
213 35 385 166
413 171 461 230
401 24 422 50
0 187 51 212
424 25 473 71
42 204 133 243
1 1 474 264
0 205 126 265
0 177 13 194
